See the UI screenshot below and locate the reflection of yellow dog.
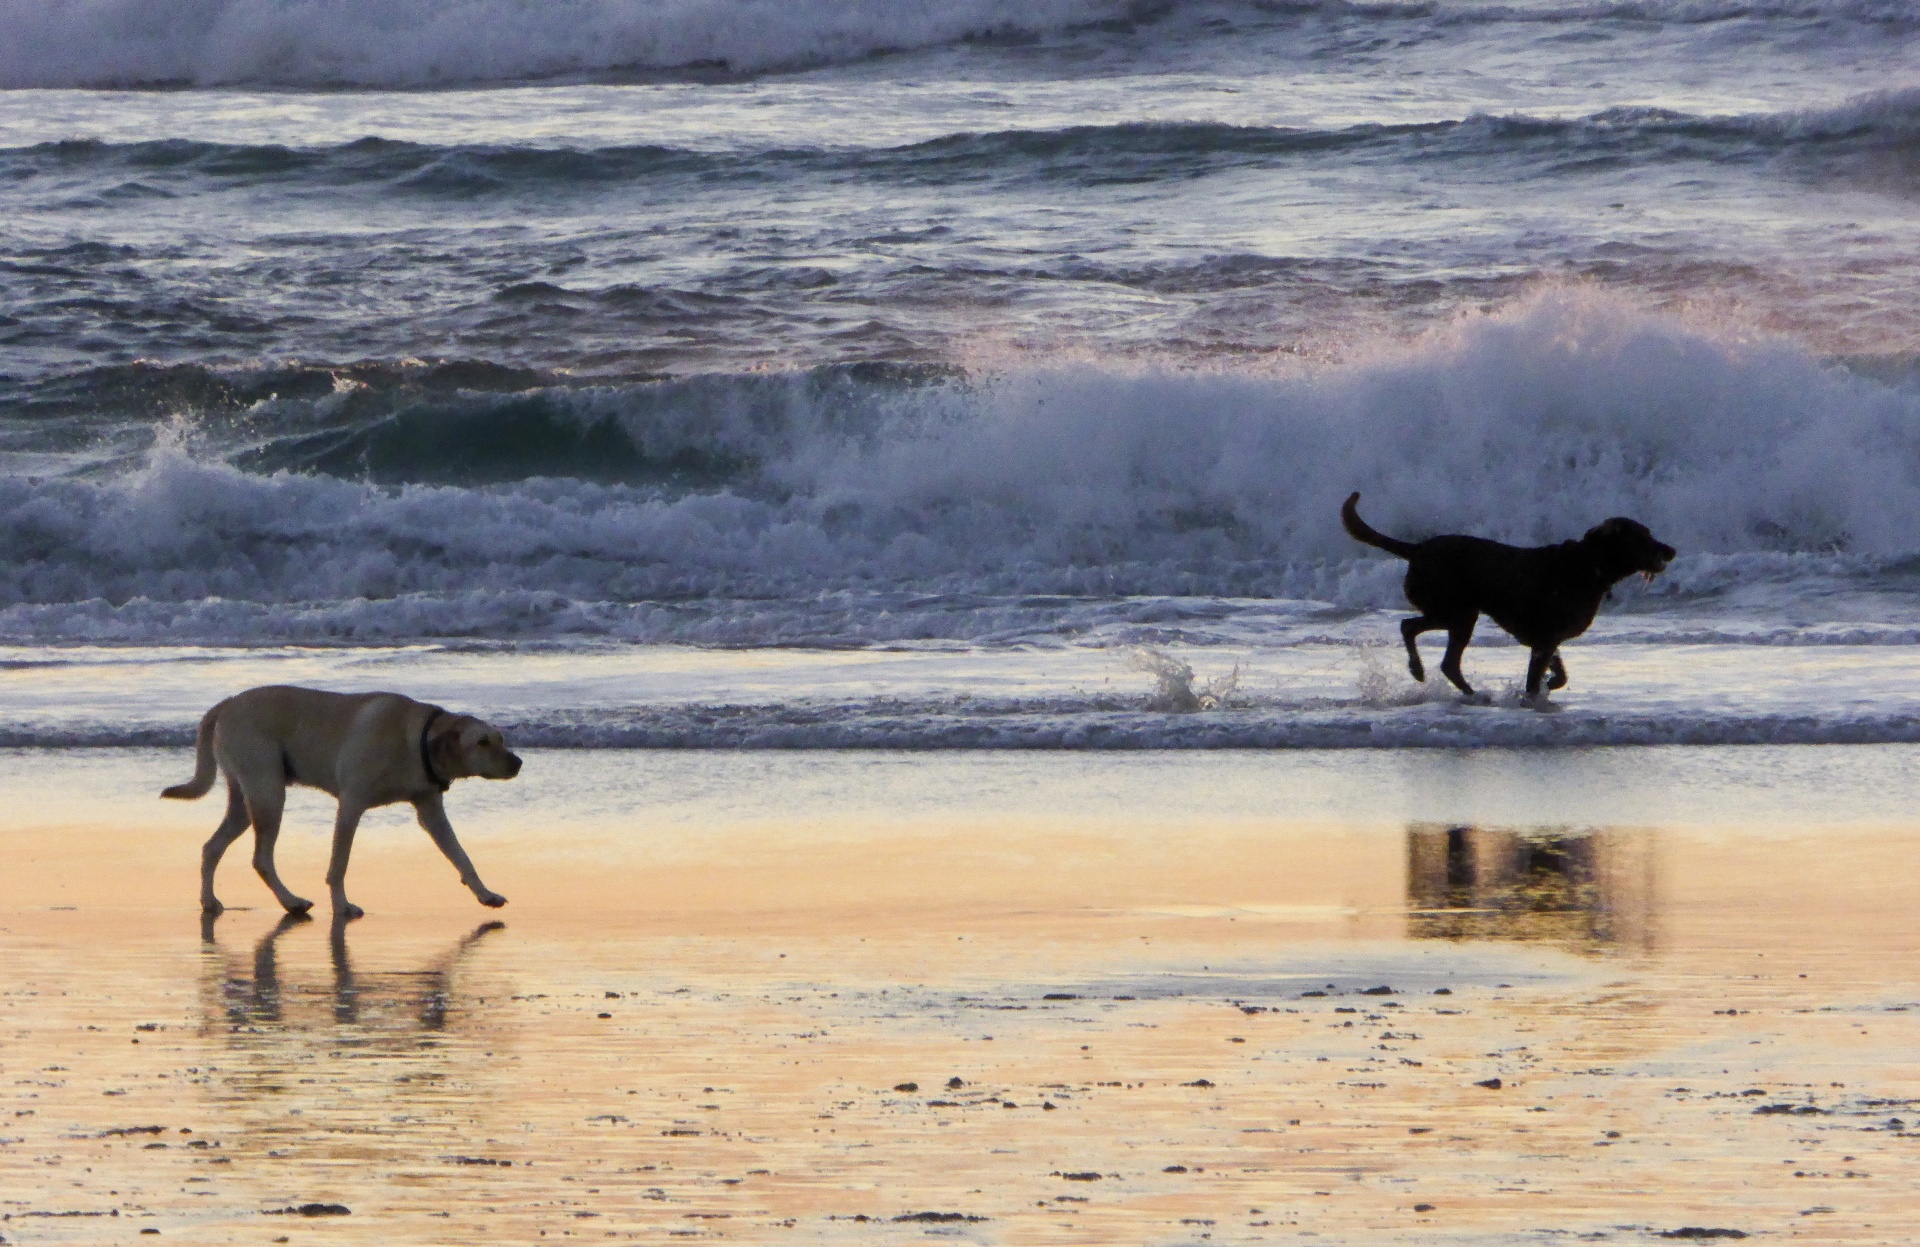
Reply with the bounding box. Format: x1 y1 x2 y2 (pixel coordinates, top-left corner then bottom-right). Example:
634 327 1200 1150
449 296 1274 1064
163 685 522 919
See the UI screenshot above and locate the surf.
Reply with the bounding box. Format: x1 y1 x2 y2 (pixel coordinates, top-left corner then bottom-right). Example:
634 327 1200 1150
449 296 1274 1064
3 289 1917 646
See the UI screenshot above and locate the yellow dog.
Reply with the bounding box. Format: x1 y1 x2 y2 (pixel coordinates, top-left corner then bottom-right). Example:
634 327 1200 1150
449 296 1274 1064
164 685 521 918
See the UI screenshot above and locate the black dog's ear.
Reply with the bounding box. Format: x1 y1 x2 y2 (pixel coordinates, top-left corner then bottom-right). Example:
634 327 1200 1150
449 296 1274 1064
1586 517 1636 541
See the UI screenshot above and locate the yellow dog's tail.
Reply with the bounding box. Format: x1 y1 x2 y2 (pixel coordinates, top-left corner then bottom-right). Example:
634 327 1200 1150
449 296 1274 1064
161 704 221 799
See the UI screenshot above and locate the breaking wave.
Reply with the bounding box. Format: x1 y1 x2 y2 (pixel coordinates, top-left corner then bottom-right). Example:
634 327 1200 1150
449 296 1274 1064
4 289 1919 644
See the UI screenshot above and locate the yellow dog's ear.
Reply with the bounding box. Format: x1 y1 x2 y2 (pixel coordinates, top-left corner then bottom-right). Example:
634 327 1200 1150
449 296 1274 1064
427 716 469 783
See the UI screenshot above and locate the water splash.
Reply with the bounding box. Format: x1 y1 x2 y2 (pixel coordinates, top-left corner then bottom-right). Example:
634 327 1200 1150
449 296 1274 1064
1128 648 1240 713
1352 638 1464 708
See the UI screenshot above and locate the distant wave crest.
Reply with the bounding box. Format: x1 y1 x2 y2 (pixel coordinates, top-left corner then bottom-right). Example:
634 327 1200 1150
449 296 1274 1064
0 0 1911 90
11 89 1917 194
0 0 1135 89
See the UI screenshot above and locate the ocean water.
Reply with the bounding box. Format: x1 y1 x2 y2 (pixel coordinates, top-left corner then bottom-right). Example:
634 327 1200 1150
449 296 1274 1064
2 0 1918 748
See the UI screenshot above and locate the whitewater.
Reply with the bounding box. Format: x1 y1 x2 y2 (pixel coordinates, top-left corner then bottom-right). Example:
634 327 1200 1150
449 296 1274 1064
2 0 1918 749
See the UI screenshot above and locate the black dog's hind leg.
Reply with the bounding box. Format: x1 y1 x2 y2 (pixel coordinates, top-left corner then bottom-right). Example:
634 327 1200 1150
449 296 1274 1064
1546 651 1568 691
1525 646 1559 698
1438 617 1477 695
1399 616 1438 682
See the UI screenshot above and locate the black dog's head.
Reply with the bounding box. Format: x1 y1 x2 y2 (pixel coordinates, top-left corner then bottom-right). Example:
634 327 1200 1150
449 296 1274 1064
1582 516 1676 580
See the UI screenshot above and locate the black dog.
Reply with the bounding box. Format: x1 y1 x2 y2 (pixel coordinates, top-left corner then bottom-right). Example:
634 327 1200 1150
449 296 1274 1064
1341 492 1675 698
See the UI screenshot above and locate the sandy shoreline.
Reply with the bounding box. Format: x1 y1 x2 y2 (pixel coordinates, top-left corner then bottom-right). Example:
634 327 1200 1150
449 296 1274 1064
3 747 1919 1245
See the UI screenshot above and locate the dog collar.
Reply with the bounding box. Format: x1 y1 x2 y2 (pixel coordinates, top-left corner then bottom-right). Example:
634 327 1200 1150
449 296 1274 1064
419 707 451 792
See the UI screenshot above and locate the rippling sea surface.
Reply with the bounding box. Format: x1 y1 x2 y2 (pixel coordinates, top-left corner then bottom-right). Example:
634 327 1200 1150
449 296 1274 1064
2 0 1918 747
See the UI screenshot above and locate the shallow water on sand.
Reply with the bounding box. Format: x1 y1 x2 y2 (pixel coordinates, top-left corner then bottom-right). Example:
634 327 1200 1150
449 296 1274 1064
11 637 1920 751
2 747 1918 1244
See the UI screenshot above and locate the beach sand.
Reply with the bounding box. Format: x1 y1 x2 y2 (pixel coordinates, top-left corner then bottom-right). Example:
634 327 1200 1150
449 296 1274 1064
3 747 1919 1245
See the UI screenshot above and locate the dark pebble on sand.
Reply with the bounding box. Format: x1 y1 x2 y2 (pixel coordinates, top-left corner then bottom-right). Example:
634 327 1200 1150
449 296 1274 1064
1414 1203 1434 1212
893 1212 987 1223
265 1204 350 1217
1361 986 1394 995
1658 1230 1747 1240
1475 1078 1503 1090
1164 1165 1188 1173
1061 1172 1103 1181
893 1082 918 1092
1183 1079 1215 1088
946 1077 965 1089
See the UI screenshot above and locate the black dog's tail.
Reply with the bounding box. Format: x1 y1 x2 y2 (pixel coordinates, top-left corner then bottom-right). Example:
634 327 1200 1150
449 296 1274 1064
1341 492 1419 559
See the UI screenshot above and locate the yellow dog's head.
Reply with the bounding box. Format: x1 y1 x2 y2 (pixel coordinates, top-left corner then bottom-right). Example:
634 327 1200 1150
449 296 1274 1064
429 714 523 783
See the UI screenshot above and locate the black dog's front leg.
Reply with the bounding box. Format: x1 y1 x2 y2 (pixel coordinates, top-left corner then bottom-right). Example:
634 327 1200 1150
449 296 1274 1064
1546 651 1568 691
1438 618 1477 695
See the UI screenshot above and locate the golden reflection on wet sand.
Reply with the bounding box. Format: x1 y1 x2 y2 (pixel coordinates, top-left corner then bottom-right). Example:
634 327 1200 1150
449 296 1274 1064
3 760 1920 1245
1406 825 1657 951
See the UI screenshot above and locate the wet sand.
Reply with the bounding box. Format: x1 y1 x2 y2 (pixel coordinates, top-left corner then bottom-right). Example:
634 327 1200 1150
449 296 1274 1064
3 748 1919 1245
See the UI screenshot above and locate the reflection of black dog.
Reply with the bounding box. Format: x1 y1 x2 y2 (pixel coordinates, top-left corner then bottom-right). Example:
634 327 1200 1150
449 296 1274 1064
1342 492 1675 698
